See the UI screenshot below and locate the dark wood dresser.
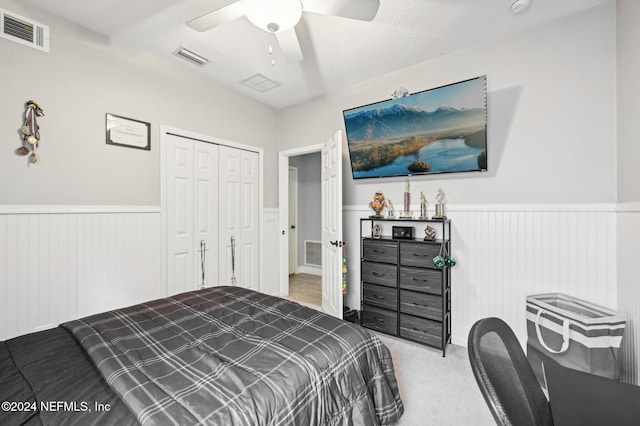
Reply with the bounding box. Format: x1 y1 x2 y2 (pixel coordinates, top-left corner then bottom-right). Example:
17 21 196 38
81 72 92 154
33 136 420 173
360 218 452 356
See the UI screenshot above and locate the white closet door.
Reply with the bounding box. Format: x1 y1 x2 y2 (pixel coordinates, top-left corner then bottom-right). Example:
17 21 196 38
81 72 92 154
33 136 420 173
194 142 219 289
240 149 260 291
166 135 194 296
166 134 218 296
219 146 260 290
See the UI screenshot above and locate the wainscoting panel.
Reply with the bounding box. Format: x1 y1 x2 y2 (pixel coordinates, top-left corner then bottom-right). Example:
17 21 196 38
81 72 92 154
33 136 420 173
617 203 640 384
344 205 619 351
0 206 162 340
448 206 617 346
0 212 78 340
76 211 162 318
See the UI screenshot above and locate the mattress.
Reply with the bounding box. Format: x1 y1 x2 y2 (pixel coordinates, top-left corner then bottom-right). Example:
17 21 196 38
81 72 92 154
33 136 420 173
0 327 137 425
1 286 403 425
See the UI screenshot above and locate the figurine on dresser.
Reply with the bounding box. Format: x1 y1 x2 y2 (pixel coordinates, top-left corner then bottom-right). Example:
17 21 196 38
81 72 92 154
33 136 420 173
433 188 447 219
369 191 388 218
424 225 436 241
401 179 412 218
419 191 428 219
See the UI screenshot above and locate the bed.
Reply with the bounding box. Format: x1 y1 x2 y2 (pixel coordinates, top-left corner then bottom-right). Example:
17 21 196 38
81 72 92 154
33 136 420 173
1 286 404 425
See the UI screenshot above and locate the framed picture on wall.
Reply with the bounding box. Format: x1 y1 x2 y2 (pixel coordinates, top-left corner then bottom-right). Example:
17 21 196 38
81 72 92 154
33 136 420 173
106 113 151 150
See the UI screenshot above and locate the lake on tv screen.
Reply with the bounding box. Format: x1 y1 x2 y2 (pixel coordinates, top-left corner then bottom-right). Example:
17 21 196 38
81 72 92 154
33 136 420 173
353 139 484 178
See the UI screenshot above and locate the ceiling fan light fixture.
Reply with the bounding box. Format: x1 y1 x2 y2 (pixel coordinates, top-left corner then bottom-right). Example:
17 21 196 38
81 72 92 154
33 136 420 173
242 0 302 33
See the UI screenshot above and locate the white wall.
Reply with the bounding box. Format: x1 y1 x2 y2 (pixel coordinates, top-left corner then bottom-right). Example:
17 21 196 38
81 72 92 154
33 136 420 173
0 0 280 207
280 5 617 206
2 0 635 382
615 0 640 384
279 3 627 368
0 0 279 340
617 0 640 202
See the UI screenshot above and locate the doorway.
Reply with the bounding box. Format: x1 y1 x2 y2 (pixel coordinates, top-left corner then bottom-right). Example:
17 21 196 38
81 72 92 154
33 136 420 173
288 166 298 276
287 152 321 309
278 144 323 308
278 131 344 319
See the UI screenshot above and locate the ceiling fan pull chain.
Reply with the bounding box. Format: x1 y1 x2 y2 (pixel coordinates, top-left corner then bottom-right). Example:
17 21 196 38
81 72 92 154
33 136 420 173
268 44 275 66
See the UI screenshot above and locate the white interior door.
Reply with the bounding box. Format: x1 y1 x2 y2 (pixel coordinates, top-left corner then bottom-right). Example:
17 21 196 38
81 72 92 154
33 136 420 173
166 134 218 296
288 166 298 275
219 145 260 290
321 130 343 318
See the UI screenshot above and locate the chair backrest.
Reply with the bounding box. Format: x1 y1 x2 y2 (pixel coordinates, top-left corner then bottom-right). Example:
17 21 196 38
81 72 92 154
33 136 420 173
467 317 553 426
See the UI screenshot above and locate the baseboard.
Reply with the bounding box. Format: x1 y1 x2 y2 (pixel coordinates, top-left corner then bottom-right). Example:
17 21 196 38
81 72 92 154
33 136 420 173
296 265 322 276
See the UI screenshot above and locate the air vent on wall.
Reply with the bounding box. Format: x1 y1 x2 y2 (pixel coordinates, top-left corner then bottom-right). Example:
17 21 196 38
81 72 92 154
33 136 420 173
1 8 49 52
304 240 322 267
173 46 210 67
240 74 281 93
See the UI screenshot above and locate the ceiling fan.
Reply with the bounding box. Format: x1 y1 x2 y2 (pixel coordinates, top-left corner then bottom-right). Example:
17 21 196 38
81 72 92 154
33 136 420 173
186 0 380 63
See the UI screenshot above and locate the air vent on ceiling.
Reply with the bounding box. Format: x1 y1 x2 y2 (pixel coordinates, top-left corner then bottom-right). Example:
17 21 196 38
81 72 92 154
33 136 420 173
173 46 210 67
240 74 281 93
1 8 49 52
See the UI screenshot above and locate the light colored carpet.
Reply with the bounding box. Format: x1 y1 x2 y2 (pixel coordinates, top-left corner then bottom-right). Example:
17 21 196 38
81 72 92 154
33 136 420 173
287 274 494 425
377 333 495 426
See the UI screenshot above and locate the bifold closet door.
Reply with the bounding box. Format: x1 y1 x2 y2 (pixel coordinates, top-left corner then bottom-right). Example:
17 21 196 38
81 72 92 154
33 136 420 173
166 134 219 296
218 145 260 290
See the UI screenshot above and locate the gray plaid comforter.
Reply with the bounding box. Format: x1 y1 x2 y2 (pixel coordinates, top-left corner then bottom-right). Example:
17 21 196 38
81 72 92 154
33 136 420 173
62 286 404 425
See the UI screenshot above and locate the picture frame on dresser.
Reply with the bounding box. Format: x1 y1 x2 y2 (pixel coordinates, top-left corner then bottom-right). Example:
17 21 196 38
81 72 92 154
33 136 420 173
359 217 452 356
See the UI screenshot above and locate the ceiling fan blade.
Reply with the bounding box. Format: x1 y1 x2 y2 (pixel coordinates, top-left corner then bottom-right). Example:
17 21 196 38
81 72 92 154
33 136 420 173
276 28 303 63
302 0 380 21
186 1 245 32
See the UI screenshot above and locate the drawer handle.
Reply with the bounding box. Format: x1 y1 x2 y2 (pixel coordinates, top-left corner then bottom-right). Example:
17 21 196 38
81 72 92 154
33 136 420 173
372 272 386 277
373 249 386 254
375 317 385 324
413 253 428 257
372 294 385 300
412 277 428 282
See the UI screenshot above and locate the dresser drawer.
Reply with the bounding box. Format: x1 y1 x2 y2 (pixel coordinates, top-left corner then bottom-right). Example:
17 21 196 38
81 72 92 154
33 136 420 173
400 314 442 347
361 261 397 287
400 290 442 320
363 283 397 310
361 305 397 335
399 242 441 267
399 267 442 295
363 239 398 264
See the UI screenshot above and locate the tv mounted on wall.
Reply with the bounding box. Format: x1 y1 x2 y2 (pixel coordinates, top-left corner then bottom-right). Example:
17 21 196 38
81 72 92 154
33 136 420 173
343 76 487 179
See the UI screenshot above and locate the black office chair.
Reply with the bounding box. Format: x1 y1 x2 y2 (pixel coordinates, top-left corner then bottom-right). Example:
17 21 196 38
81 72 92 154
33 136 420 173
468 317 553 426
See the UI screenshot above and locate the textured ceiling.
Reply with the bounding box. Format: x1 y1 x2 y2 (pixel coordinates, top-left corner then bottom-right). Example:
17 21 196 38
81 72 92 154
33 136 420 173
20 0 613 109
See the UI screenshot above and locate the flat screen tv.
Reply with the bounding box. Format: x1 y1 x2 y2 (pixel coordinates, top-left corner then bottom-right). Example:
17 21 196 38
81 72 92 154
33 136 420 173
343 76 487 179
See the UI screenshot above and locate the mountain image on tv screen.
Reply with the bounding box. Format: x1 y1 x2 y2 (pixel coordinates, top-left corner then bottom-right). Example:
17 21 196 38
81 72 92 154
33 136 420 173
343 76 487 179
